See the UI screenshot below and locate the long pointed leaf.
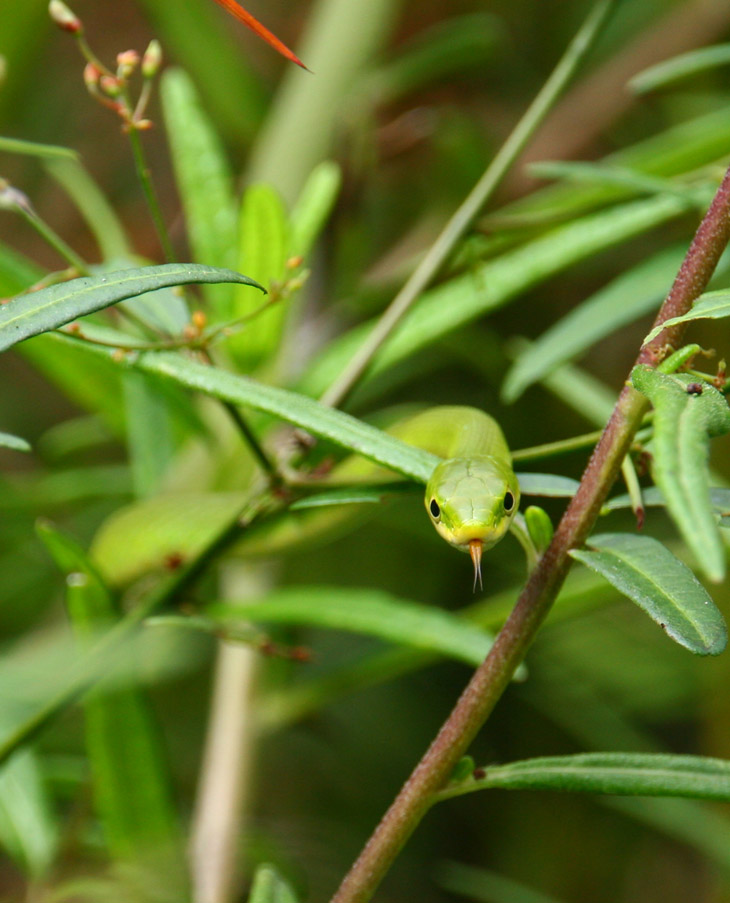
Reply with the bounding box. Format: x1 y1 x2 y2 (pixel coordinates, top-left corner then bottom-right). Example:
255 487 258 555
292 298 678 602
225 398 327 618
643 288 730 344
570 532 727 655
0 264 264 353
631 366 730 581
207 586 501 668
36 522 183 865
436 752 730 802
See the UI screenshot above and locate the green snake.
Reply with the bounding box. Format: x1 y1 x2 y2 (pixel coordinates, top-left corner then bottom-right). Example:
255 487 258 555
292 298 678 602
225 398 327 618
91 405 520 588
381 406 520 587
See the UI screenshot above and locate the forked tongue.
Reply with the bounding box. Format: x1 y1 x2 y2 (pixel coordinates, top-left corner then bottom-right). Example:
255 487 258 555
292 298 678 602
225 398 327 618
469 539 483 592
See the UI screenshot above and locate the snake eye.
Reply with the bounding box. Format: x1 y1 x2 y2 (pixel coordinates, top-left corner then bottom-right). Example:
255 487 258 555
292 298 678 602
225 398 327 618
429 498 441 519
503 491 515 512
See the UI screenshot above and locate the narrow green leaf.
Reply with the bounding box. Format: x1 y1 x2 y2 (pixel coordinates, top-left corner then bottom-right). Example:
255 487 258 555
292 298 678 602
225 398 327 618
299 195 691 396
228 184 290 367
98 348 440 482
436 862 566 903
0 431 30 452
0 747 58 878
516 473 580 497
207 586 499 668
289 160 341 259
529 160 707 205
486 103 730 230
603 486 730 514
289 485 409 510
248 864 299 903
0 135 77 160
644 289 730 344
631 366 730 581
570 532 727 655
160 68 238 314
36 522 183 865
503 244 691 402
0 264 264 354
436 752 730 802
631 44 730 94
123 371 176 498
364 13 502 105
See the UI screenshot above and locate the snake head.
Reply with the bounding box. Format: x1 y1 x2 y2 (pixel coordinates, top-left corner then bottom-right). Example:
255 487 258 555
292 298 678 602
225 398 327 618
424 456 520 584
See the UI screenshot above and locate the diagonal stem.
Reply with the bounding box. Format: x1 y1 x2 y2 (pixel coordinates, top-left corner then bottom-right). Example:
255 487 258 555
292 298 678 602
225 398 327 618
329 162 730 903
320 0 619 410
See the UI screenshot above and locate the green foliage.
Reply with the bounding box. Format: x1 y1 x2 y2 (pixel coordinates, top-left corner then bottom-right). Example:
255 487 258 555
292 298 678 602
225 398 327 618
571 533 727 655
3 2 730 902
247 865 299 903
0 264 264 353
631 366 730 582
437 752 730 801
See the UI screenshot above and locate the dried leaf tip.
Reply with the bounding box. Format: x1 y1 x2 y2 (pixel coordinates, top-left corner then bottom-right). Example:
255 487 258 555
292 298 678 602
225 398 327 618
208 0 309 70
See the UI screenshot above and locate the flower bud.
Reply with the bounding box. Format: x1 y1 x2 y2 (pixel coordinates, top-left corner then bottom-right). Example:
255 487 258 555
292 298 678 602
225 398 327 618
99 75 121 97
48 0 82 35
0 180 33 214
83 62 100 90
192 310 207 331
141 40 162 79
116 49 139 80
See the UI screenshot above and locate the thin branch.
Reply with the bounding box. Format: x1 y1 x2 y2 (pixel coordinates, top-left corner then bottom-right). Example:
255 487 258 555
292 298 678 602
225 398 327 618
328 158 730 903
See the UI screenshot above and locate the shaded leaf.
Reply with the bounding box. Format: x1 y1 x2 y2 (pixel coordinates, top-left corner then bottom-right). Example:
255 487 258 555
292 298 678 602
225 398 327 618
529 159 707 205
207 586 500 668
631 44 730 94
0 135 77 159
0 264 264 354
36 522 183 864
247 864 299 903
300 195 691 397
161 68 237 314
437 752 730 802
570 532 726 655
516 473 580 497
229 184 290 366
289 160 341 259
631 365 730 581
503 244 691 402
603 486 730 514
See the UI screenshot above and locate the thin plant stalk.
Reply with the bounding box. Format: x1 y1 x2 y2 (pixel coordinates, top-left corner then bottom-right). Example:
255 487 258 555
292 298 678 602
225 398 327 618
328 164 730 903
319 0 620 410
19 207 90 275
127 125 177 263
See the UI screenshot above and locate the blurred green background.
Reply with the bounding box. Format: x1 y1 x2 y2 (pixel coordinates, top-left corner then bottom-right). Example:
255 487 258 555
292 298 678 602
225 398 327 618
2 1 730 901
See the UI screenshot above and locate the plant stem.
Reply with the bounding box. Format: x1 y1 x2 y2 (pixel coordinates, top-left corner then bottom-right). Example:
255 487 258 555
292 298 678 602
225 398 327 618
127 125 177 263
20 208 90 275
320 0 620 410
328 162 730 903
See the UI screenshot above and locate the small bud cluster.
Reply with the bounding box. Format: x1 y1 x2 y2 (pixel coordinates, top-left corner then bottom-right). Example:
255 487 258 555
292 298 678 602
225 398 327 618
48 2 162 132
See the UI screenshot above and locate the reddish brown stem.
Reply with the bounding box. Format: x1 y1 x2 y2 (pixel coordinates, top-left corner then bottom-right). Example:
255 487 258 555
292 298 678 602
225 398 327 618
329 163 730 903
